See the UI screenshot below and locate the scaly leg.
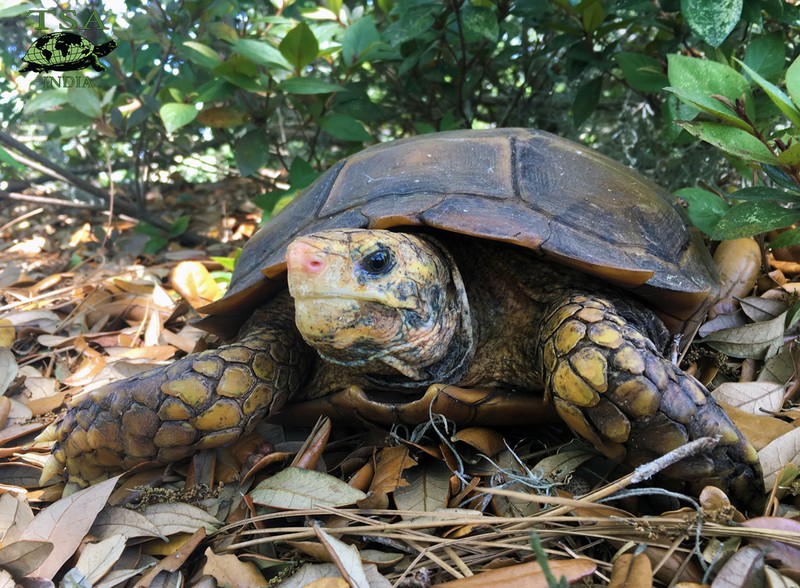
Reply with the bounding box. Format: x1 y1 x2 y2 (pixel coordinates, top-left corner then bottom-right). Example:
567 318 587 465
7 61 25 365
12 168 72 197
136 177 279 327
537 292 762 507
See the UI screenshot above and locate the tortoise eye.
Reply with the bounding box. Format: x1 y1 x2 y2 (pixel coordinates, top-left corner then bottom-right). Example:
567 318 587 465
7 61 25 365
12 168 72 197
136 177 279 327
360 248 394 276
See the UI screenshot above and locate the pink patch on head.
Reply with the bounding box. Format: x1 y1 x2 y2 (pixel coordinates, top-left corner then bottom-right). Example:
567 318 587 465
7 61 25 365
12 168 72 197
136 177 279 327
287 241 327 274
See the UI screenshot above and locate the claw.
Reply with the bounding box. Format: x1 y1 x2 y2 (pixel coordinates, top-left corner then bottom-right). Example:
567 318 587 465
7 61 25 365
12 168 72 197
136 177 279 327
39 453 64 485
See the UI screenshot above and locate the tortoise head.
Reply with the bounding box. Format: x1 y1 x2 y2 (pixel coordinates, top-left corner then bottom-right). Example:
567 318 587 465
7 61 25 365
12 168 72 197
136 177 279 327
286 229 465 379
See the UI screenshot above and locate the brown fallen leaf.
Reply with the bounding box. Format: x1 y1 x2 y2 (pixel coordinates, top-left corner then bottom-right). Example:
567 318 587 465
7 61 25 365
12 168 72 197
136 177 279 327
202 547 267 588
432 559 596 587
710 545 765 587
134 526 206 588
608 553 653 588
170 261 222 308
19 476 120 579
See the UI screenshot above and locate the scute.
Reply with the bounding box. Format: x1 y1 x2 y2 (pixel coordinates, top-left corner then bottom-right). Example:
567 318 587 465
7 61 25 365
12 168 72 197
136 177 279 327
201 129 717 339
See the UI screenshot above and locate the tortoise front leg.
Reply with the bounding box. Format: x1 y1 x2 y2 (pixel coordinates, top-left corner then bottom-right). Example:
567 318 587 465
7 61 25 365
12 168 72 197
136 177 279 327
41 295 312 490
537 292 763 508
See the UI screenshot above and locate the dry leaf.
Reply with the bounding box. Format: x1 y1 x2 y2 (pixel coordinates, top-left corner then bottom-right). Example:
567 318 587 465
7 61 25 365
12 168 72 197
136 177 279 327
608 553 653 588
432 559 596 587
75 534 127 584
19 476 119 579
394 461 450 515
710 545 764 586
452 427 506 457
249 467 367 509
170 261 222 308
276 563 391 588
369 445 418 496
0 540 53 577
0 348 18 396
0 319 14 349
719 402 793 451
314 525 370 588
712 382 785 414
141 502 221 536
0 493 34 544
742 517 800 570
90 505 165 541
758 428 800 489
201 547 267 588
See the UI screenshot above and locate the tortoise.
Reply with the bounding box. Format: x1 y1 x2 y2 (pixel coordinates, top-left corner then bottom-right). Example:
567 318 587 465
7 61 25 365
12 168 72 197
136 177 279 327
40 128 763 507
19 32 116 73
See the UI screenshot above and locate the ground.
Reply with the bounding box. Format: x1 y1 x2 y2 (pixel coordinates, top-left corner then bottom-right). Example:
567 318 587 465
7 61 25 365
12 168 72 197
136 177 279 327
2 181 800 587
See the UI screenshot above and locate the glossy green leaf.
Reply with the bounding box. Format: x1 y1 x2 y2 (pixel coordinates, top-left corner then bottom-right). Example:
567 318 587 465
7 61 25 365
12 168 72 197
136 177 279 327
68 88 102 119
182 41 222 69
168 216 190 238
342 16 380 66
667 54 751 111
743 33 785 81
159 103 197 134
235 130 271 176
769 227 800 249
681 0 742 47
23 90 69 113
614 52 667 93
674 187 729 235
234 39 292 71
572 77 601 127
679 121 776 164
786 54 800 109
0 145 26 172
38 106 95 127
665 86 750 130
319 113 372 141
278 77 344 94
777 143 800 167
461 5 499 43
711 201 800 240
581 0 605 33
279 22 319 72
729 186 800 203
736 59 800 127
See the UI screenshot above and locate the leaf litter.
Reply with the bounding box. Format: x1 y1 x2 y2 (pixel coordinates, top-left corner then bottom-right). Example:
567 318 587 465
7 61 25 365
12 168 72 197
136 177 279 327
4 201 800 587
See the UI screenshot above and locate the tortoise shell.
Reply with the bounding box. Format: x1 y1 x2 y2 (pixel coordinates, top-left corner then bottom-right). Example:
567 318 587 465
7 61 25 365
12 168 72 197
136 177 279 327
201 128 717 337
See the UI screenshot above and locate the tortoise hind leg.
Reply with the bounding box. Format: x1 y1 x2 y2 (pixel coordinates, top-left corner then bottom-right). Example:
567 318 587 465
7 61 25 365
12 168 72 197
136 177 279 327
41 295 311 491
536 291 762 508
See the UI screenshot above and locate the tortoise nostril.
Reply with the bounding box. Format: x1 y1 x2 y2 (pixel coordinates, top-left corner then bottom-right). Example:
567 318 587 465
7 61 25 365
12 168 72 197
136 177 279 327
288 242 326 274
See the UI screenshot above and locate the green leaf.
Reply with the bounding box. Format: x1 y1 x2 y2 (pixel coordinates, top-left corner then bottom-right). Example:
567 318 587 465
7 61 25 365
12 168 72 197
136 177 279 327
736 59 800 128
279 21 319 72
786 55 800 110
319 113 371 142
235 130 271 176
665 86 751 130
0 145 26 172
763 165 800 192
38 106 95 127
667 54 751 113
729 186 800 203
769 227 800 249
342 16 380 66
679 121 776 164
681 0 742 48
614 52 668 93
23 90 69 113
581 0 605 33
182 41 222 69
572 77 601 127
711 201 800 240
159 103 197 134
461 5 499 43
234 39 292 71
278 77 344 94
777 143 800 167
0 0 31 18
288 157 320 190
168 216 190 238
674 187 729 235
68 88 102 119
743 33 785 81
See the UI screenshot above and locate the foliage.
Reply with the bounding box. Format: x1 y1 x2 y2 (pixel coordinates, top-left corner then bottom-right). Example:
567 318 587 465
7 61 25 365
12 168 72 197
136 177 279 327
0 0 798 246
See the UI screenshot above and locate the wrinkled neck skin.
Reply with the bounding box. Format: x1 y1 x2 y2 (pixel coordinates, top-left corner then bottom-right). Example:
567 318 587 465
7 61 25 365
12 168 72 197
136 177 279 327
290 234 474 388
